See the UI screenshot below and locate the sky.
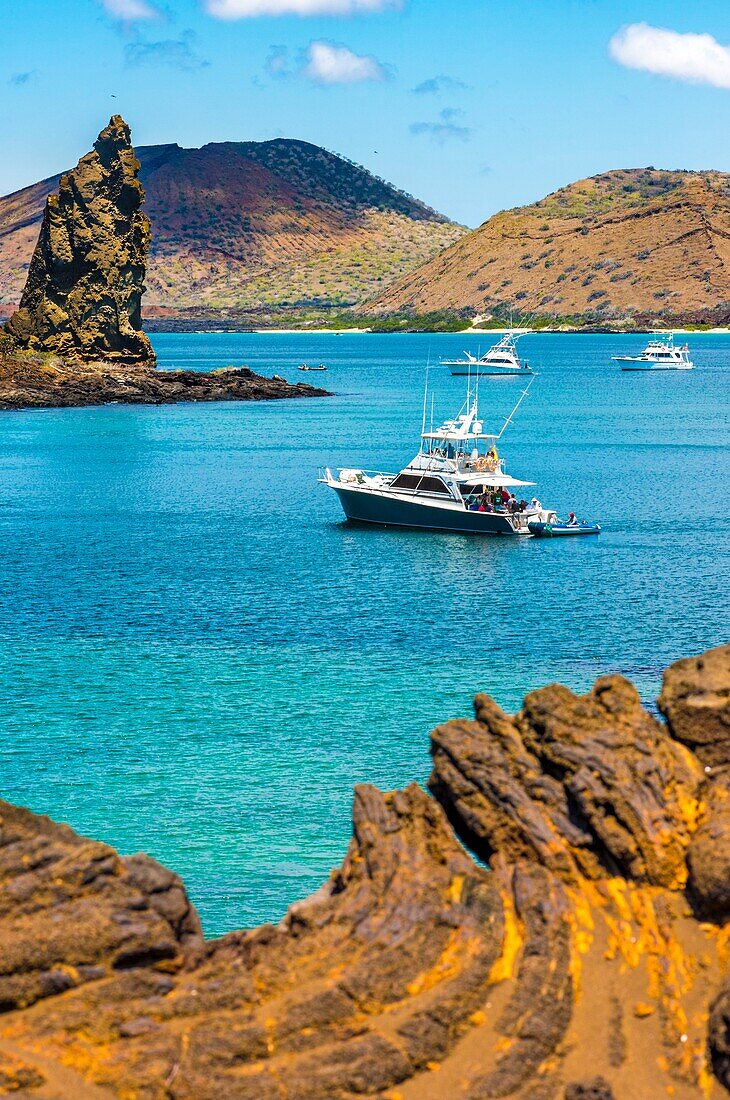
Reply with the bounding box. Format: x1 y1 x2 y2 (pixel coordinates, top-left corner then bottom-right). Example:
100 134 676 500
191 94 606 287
2 0 730 227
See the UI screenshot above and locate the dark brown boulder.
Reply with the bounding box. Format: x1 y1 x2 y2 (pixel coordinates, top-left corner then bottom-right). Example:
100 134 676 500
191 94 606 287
430 675 702 889
0 799 202 1012
659 644 730 769
5 115 154 365
686 781 730 918
710 982 730 1091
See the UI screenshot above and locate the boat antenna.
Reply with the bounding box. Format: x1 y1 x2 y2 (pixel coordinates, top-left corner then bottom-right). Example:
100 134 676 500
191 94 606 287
496 374 537 440
430 392 435 433
421 351 431 439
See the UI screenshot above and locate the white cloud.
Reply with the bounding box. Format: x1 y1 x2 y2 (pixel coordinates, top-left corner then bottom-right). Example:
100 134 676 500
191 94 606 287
304 41 386 84
205 0 399 17
609 23 730 89
98 0 159 18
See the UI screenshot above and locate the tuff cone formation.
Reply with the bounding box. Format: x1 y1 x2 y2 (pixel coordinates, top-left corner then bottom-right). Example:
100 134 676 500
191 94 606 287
5 115 154 365
1 644 728 1099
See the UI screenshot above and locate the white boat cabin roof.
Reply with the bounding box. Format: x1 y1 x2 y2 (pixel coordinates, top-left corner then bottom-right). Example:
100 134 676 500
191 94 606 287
421 404 498 441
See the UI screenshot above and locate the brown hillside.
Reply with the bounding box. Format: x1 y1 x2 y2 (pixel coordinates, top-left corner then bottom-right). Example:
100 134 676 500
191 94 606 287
0 139 464 315
365 168 730 325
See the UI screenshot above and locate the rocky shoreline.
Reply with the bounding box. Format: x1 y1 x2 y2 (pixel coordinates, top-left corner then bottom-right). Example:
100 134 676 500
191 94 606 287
1 644 728 1098
0 351 329 410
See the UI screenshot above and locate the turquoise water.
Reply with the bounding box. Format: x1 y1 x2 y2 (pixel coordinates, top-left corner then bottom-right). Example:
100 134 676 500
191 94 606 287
1 332 728 936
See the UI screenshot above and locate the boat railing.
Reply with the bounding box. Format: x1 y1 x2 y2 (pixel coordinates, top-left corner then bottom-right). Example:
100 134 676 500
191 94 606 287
318 466 396 483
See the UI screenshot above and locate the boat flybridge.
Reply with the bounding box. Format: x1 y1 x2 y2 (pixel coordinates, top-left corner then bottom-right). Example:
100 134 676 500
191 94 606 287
320 377 561 536
612 334 693 370
441 331 534 376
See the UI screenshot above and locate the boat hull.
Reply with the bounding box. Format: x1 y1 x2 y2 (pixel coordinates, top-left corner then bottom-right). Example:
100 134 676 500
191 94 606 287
528 522 601 537
612 356 693 370
617 364 693 371
330 484 530 536
448 367 533 376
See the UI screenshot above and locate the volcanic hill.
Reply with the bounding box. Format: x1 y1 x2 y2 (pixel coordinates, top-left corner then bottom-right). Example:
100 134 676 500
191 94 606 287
366 168 730 327
0 139 464 319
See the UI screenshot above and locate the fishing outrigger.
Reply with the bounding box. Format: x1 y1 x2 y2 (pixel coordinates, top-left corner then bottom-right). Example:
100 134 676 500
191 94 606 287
320 376 600 537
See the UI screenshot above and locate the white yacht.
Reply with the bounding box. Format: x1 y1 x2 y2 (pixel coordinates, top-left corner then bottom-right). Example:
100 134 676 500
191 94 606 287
612 334 693 370
442 332 534 376
320 380 564 537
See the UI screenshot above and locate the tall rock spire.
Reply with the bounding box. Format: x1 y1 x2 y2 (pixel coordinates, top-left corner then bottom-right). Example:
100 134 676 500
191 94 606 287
5 115 155 365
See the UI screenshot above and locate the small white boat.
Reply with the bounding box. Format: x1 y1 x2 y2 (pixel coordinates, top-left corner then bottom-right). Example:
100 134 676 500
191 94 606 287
442 332 534 376
612 334 693 370
299 364 327 372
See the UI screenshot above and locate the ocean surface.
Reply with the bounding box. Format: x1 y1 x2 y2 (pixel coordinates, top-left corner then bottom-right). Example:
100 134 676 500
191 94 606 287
1 332 728 936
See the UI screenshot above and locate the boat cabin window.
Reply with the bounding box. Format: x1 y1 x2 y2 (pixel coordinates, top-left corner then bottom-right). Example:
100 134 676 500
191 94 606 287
390 473 450 495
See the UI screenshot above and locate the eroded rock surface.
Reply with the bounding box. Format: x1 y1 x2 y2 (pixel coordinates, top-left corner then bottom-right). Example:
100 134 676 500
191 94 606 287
659 644 730 769
430 675 702 888
0 645 729 1099
0 801 202 1015
5 116 154 366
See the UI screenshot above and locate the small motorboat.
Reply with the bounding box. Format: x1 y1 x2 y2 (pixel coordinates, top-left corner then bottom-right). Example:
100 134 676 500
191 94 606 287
528 520 601 537
299 364 327 372
442 331 534 376
612 334 693 370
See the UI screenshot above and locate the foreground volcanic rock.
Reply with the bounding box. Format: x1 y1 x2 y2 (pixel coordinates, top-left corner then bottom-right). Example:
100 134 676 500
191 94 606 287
0 644 728 1098
5 116 154 366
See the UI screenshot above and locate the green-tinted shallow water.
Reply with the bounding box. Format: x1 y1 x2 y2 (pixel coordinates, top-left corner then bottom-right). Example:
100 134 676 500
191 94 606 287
1 332 728 936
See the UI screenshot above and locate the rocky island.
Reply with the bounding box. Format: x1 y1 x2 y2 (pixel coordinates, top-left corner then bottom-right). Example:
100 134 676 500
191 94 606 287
1 643 728 1098
0 116 328 410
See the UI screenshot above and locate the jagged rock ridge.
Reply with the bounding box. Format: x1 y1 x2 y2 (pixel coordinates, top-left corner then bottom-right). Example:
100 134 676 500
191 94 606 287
365 168 730 326
5 116 154 365
0 644 728 1098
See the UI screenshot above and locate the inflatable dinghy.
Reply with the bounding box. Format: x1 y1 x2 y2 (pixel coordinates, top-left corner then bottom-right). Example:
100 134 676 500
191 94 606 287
528 521 601 538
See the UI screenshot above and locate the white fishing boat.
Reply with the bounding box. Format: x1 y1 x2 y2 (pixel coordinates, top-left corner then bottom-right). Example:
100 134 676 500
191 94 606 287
319 378 590 537
612 334 693 370
442 331 534 376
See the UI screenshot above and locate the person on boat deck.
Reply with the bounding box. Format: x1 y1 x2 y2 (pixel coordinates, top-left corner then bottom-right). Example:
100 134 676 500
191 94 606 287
478 492 492 512
567 512 579 526
500 488 510 505
530 497 542 512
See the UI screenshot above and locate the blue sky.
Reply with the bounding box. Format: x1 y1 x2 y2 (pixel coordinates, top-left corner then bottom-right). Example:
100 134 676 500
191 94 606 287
3 0 730 226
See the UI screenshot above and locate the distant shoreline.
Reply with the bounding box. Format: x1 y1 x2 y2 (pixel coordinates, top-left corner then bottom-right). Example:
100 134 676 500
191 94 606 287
153 325 730 337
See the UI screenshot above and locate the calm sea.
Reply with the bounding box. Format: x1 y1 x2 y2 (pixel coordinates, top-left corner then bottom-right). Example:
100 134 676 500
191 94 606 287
1 332 728 936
